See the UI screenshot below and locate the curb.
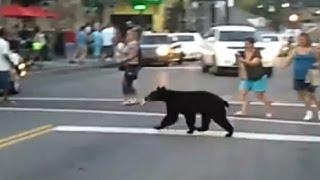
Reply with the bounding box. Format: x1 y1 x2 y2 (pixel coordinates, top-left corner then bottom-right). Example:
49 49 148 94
29 62 119 75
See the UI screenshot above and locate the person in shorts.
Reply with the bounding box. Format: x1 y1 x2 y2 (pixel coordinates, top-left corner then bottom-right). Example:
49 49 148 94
283 33 320 120
234 37 272 118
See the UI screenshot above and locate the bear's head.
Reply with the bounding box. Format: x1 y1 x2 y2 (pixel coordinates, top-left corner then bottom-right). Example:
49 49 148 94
145 86 168 102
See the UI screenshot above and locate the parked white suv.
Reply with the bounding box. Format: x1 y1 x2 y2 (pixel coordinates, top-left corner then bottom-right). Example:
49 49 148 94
203 25 276 76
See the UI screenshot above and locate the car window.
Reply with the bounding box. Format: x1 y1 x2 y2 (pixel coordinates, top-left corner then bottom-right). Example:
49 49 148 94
141 35 170 44
262 36 279 42
204 29 215 38
219 31 255 41
176 35 195 42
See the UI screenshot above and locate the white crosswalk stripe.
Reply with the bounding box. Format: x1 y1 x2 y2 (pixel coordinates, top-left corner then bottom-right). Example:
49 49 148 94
54 126 320 143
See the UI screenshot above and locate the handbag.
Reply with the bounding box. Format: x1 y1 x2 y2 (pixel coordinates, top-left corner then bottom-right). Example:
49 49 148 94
118 64 126 71
305 68 320 86
125 67 139 80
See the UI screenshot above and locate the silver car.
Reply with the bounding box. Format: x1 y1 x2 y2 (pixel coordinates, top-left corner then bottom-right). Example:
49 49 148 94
140 33 183 65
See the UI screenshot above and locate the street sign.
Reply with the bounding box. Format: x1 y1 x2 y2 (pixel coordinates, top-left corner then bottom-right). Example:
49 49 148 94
130 0 163 12
133 4 147 11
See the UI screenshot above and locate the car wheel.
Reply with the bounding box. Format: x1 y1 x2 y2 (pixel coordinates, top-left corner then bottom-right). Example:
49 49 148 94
10 81 20 94
202 65 210 73
211 66 221 75
177 59 183 65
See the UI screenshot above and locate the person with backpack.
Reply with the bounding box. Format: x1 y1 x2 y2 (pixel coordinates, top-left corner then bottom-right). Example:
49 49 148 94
234 37 272 118
116 28 141 105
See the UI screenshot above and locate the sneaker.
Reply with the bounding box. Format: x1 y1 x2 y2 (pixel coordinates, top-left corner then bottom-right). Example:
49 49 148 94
303 110 313 121
123 98 138 106
265 113 273 118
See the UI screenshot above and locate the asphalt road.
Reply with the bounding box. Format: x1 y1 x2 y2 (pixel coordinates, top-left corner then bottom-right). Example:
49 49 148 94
0 62 320 180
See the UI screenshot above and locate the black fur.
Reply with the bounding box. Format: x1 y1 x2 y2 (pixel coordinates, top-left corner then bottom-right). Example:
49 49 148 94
145 87 234 137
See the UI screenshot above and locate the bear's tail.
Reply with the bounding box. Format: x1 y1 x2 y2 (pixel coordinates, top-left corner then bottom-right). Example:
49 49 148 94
224 100 229 107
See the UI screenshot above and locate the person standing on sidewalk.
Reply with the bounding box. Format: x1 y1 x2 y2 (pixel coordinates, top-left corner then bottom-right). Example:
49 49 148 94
234 37 272 118
64 28 76 62
90 23 103 58
32 26 47 63
0 27 11 101
101 23 116 61
283 33 320 120
116 28 141 105
74 26 88 65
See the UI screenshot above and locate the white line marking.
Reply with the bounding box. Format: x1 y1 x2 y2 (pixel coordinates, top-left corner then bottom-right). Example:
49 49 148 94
53 126 320 143
0 107 164 116
11 97 123 102
144 66 201 70
0 107 319 126
10 97 316 108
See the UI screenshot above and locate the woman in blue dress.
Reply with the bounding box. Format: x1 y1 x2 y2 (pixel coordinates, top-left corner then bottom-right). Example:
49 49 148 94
284 33 320 120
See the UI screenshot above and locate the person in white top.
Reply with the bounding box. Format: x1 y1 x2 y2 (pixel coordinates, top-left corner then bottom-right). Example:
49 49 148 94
101 23 116 61
0 27 12 101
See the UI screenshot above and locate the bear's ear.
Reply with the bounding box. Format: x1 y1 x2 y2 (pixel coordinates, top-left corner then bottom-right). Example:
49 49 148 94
157 86 161 91
160 86 166 90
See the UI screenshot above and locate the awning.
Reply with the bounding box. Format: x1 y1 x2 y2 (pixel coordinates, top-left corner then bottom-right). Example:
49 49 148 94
0 4 58 19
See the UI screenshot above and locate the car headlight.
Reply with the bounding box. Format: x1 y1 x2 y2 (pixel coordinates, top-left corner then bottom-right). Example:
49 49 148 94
156 46 170 56
281 47 289 51
18 63 26 70
19 70 27 77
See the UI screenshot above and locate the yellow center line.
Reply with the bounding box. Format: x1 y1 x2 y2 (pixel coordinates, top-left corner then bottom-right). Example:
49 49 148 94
0 124 54 150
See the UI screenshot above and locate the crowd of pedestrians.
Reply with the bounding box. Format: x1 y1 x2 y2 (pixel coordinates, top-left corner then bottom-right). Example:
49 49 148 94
63 21 142 105
65 22 116 64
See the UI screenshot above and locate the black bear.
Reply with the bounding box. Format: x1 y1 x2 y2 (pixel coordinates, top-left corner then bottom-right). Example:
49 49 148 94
144 87 234 137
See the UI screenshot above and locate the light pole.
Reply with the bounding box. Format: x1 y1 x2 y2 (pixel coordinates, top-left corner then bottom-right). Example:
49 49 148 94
225 0 229 24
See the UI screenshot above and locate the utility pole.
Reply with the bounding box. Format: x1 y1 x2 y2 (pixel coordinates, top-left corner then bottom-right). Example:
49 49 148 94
225 0 230 24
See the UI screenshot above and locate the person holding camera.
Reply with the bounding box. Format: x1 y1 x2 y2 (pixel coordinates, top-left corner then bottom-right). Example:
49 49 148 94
234 37 272 117
116 28 140 106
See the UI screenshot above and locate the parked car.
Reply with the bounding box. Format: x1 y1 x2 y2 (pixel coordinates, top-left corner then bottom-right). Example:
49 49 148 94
170 33 214 61
261 33 287 54
203 25 276 76
140 33 183 66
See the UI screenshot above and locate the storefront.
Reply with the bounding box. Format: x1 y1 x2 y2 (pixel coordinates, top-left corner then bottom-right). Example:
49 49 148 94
111 1 165 32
